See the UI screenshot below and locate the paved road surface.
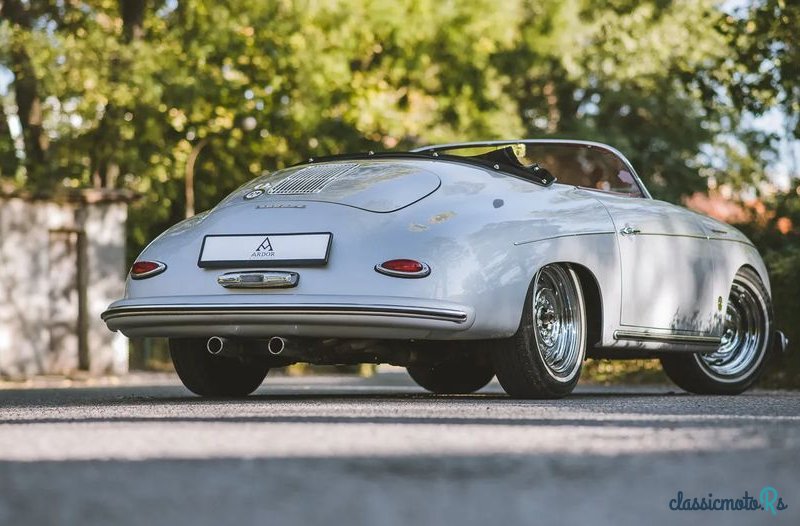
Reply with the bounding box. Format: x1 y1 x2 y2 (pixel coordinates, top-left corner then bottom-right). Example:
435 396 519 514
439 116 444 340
0 372 798 525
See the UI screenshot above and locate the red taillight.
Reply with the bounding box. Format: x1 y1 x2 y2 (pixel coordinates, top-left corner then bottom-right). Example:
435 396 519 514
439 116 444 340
375 259 430 278
130 260 166 280
383 259 424 273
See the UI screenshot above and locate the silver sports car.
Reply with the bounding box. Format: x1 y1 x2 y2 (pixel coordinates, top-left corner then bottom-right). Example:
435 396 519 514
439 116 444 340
102 140 788 398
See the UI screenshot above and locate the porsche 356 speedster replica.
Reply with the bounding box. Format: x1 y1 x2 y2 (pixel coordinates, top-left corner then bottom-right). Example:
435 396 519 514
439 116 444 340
102 140 788 398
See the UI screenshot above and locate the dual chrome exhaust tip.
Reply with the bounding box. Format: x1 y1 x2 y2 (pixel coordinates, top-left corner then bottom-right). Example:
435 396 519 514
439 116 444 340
206 336 288 356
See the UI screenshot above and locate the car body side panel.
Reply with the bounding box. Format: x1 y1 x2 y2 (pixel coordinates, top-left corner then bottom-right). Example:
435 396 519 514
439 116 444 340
583 193 766 350
587 192 720 334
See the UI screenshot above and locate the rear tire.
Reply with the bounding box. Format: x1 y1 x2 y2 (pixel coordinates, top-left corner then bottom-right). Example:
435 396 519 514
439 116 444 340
170 338 270 397
407 355 494 394
660 268 773 395
493 264 586 399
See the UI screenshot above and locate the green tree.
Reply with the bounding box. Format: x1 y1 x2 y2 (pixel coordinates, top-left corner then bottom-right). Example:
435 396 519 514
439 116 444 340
720 0 799 137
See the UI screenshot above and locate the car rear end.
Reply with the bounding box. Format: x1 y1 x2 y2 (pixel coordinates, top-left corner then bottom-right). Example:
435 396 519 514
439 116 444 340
103 159 480 340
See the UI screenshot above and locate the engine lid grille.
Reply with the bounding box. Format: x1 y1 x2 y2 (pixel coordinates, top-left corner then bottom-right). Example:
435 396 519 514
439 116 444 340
267 163 359 195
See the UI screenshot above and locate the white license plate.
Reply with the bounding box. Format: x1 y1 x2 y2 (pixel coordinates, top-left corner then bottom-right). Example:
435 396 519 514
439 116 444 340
198 233 332 268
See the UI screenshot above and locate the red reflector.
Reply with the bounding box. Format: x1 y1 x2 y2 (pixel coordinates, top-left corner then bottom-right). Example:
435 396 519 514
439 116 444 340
375 259 430 278
382 259 424 273
130 260 166 279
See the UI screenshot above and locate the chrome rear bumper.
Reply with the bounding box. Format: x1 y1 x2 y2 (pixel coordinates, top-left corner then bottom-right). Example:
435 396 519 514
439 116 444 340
102 298 474 339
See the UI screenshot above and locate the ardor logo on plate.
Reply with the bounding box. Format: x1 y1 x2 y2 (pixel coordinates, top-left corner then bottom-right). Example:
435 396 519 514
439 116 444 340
252 237 275 258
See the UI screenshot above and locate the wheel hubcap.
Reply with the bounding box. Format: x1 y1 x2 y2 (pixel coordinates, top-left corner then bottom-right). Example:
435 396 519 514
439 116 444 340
532 266 583 380
700 279 767 379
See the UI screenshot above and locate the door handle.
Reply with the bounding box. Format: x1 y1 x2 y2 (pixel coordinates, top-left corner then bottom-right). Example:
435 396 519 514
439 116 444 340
620 225 641 236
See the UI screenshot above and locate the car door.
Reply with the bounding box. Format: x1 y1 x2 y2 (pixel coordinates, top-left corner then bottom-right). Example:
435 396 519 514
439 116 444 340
590 193 718 333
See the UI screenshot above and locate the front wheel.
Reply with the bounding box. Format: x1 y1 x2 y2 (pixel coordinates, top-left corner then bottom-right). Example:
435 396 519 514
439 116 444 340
493 264 587 399
660 268 773 395
170 338 270 397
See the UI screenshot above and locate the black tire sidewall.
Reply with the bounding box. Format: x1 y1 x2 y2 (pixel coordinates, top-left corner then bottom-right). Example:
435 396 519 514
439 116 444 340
170 338 270 397
406 343 495 394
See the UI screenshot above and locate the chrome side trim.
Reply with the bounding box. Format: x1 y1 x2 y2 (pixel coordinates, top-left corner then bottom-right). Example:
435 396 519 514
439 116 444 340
614 329 721 346
101 303 469 324
513 231 614 246
217 271 299 289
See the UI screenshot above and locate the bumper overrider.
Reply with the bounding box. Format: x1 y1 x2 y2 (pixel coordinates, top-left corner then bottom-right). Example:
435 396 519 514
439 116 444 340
101 295 475 340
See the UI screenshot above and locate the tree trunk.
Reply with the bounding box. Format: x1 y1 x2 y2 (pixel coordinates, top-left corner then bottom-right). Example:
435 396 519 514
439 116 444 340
185 139 208 218
3 0 48 184
120 0 147 43
0 97 20 178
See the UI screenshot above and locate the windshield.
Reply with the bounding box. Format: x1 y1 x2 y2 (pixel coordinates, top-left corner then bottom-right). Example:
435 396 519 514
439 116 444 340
429 142 644 197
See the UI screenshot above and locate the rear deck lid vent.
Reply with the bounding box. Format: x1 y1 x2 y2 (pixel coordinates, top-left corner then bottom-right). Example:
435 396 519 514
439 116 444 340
267 163 359 195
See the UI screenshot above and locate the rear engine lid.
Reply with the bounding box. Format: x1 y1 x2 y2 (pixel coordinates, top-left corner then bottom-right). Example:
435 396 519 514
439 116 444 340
222 160 441 213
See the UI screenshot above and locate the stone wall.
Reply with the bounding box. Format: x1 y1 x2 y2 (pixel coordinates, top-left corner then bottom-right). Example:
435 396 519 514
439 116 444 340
0 193 129 377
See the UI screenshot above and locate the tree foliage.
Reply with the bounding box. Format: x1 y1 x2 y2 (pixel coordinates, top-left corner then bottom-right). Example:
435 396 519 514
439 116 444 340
720 0 799 135
2 1 777 215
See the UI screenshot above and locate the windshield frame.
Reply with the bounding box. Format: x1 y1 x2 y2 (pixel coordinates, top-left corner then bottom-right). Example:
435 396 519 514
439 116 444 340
412 139 651 199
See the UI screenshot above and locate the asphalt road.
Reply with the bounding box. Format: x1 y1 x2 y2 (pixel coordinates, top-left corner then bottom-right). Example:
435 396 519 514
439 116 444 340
0 372 798 526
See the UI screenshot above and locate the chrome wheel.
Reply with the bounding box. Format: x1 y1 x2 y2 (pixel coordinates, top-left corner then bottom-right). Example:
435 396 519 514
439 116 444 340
660 267 772 395
698 275 768 381
532 265 585 381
